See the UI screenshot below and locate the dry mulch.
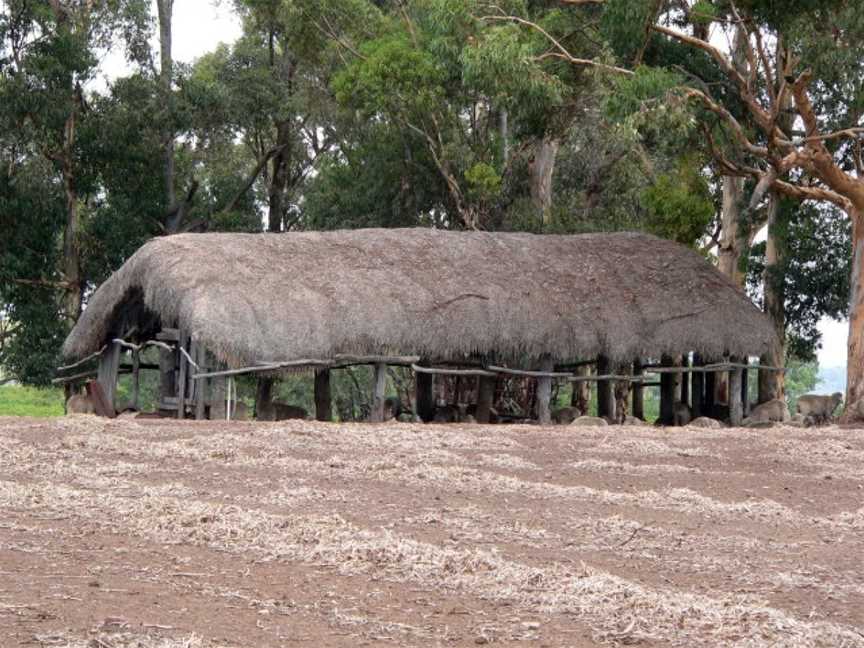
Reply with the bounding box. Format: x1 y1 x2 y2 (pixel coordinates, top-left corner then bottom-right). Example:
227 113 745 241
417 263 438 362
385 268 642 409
1 416 863 647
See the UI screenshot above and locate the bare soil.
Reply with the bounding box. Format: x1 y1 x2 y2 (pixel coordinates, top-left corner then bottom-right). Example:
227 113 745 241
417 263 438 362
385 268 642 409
1 416 863 647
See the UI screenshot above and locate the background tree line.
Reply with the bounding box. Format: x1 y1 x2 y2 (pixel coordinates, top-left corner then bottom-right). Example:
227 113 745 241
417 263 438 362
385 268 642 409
1 0 860 412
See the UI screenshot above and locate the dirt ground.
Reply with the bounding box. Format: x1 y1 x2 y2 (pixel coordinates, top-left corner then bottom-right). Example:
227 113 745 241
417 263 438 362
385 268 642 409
1 416 863 648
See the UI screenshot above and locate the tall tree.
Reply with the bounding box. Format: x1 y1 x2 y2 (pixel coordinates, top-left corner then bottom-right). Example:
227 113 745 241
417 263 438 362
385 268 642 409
0 0 151 384
647 1 864 413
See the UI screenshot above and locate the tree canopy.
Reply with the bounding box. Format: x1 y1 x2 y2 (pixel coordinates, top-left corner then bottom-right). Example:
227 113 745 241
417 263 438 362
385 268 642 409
1 0 860 406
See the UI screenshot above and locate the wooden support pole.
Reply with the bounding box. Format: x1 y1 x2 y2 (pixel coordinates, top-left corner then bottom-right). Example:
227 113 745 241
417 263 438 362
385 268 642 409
680 355 690 406
571 364 590 415
158 352 175 408
255 377 275 419
729 363 744 426
176 331 189 419
415 360 435 422
704 363 716 417
210 357 226 420
315 369 332 422
131 348 141 411
596 355 614 419
476 374 496 424
692 354 704 418
210 377 226 420
195 344 207 420
371 363 386 422
632 359 644 420
741 363 750 417
96 342 121 415
659 355 675 425
536 356 554 425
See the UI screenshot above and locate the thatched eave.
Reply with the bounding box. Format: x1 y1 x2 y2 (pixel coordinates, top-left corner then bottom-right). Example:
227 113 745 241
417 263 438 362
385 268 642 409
62 228 778 367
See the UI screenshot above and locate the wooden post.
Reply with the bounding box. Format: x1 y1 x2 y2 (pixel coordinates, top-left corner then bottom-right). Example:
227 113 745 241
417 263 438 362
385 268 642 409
632 359 644 420
314 369 332 422
371 362 386 422
571 364 590 415
97 341 121 415
476 374 496 424
741 361 751 417
415 360 435 422
195 344 207 420
536 356 554 425
704 364 716 417
680 355 690 406
131 348 141 411
210 357 226 420
691 354 704 418
729 363 744 426
596 355 614 419
659 354 675 425
157 327 179 410
176 330 189 419
87 379 116 418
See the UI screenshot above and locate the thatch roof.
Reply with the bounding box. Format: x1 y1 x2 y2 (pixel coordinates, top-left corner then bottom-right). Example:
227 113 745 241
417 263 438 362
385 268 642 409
62 229 776 366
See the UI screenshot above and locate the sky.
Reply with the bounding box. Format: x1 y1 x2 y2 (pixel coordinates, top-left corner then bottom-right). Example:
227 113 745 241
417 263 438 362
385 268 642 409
98 3 851 370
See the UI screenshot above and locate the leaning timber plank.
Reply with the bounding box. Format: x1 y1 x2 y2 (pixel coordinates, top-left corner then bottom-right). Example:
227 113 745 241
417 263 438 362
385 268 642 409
57 346 106 373
52 369 98 385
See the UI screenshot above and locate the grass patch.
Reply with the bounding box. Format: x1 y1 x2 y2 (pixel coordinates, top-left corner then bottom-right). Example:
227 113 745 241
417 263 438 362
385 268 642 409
0 384 65 417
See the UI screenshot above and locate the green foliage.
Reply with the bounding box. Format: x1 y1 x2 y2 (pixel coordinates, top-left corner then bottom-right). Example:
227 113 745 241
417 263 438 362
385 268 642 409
333 34 446 117
0 384 65 417
464 162 501 203
690 1 718 24
784 359 820 413
736 0 846 30
0 158 66 386
606 66 685 127
747 202 850 360
600 0 656 64
303 126 441 230
642 158 714 246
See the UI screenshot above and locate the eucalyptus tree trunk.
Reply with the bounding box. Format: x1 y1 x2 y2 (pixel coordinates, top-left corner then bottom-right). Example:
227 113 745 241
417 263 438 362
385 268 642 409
156 0 178 232
758 194 786 403
61 108 82 322
714 26 750 406
530 136 559 225
846 206 864 416
268 119 292 232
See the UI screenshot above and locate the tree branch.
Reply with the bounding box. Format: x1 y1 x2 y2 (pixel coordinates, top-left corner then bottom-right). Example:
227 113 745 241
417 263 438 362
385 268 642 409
216 145 286 217
679 87 767 157
483 14 633 76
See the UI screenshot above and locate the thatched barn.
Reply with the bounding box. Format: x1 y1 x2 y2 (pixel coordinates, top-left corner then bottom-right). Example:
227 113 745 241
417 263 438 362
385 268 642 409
59 228 777 424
